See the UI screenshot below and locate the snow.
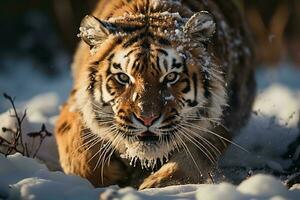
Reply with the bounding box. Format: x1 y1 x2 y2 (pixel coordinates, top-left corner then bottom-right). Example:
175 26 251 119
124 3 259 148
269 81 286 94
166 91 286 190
196 175 300 200
221 64 300 176
0 153 103 200
0 153 299 200
0 63 300 199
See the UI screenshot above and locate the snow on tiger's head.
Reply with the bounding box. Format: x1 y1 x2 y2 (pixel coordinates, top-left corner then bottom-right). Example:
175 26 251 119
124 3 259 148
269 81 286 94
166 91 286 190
75 11 227 168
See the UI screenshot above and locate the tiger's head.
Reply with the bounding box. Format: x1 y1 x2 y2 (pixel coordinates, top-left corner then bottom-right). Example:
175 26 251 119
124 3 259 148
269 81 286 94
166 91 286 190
75 11 226 168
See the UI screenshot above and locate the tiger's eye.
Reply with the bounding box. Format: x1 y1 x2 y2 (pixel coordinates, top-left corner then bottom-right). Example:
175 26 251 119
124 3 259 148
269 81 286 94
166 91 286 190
115 73 130 85
164 72 180 84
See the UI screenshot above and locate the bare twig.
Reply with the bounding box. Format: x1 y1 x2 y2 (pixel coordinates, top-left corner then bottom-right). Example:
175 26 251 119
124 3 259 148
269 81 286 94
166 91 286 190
0 93 52 158
28 124 52 158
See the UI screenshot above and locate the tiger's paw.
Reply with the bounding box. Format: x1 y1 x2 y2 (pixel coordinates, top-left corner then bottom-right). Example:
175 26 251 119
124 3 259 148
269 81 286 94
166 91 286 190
139 162 181 190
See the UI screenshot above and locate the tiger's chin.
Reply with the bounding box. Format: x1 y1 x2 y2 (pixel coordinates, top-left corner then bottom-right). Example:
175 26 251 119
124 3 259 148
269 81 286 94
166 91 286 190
137 131 159 142
120 133 176 170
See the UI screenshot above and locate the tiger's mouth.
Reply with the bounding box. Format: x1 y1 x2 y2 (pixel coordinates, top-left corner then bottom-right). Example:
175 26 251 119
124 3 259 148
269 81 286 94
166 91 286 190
137 131 159 142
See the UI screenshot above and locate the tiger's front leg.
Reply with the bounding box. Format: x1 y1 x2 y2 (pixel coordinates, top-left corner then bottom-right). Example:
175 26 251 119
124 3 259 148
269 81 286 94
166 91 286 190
138 145 212 190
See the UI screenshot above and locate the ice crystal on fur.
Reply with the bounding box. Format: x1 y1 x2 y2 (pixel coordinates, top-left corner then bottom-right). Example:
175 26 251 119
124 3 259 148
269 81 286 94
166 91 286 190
121 141 173 170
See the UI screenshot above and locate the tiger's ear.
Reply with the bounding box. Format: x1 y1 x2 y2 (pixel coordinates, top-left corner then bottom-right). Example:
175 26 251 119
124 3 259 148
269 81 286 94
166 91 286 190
184 11 216 42
77 15 112 53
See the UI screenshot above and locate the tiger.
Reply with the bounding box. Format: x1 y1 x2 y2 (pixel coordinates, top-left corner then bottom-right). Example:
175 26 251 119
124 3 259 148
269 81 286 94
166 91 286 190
55 0 255 189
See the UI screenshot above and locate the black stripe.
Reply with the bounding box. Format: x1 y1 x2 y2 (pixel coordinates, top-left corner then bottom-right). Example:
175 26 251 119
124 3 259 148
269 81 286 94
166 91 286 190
107 53 115 61
192 73 199 104
141 39 150 49
156 48 168 56
123 32 147 48
58 121 71 133
171 58 182 69
115 37 122 44
124 58 130 72
151 62 160 75
155 56 162 72
186 99 198 107
182 58 188 73
156 37 171 45
124 49 136 57
170 108 179 115
180 78 191 93
135 63 141 72
112 63 122 70
118 116 132 124
185 73 199 107
202 70 211 99
87 66 97 96
98 18 146 33
178 98 186 107
91 61 100 65
120 24 146 32
131 59 139 72
163 59 168 72
123 36 139 48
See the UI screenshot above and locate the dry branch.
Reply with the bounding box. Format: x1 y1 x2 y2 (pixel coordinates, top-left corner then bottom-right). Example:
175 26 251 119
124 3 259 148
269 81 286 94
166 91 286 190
0 93 52 158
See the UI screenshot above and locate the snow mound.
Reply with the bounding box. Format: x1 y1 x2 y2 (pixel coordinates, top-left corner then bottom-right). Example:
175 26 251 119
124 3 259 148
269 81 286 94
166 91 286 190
0 154 299 200
222 83 299 171
0 153 103 200
196 174 300 200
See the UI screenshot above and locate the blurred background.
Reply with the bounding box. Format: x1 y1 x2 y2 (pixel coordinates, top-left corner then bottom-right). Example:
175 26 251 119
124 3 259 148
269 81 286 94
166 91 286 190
0 0 299 74
0 0 299 112
245 0 300 66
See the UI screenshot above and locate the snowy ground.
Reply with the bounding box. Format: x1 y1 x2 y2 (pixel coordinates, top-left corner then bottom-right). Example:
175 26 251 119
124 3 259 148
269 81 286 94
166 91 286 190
0 63 300 200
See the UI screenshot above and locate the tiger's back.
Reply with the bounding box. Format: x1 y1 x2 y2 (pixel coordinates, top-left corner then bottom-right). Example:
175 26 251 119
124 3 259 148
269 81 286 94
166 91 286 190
56 0 255 189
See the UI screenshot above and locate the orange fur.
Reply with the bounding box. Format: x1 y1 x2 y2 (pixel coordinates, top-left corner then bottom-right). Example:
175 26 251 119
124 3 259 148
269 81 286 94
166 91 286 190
56 0 255 189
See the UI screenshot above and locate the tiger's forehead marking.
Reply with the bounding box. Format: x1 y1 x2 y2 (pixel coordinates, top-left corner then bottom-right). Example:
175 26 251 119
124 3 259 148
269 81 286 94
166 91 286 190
110 47 185 78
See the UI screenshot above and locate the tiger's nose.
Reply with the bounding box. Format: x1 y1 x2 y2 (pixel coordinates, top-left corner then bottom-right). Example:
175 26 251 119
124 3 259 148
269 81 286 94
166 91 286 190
135 114 160 126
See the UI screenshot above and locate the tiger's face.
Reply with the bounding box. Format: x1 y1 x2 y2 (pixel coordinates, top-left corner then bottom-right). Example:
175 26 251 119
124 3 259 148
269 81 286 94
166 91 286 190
76 12 226 168
103 47 194 138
